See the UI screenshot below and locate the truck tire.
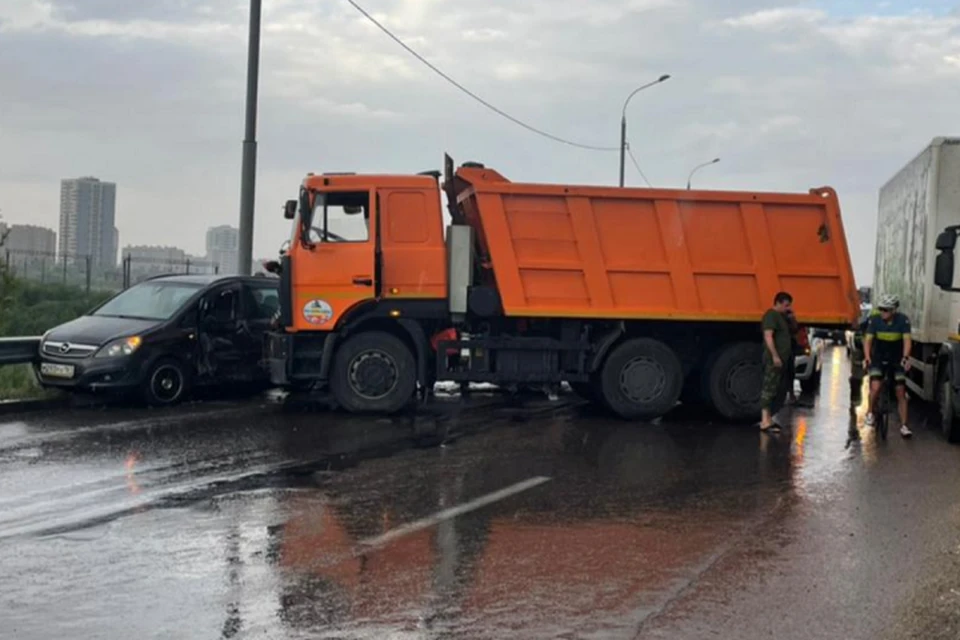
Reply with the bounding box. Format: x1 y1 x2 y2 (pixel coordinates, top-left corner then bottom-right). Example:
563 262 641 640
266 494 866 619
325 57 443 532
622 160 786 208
141 357 191 407
938 372 960 444
331 331 416 414
705 342 765 421
599 338 683 420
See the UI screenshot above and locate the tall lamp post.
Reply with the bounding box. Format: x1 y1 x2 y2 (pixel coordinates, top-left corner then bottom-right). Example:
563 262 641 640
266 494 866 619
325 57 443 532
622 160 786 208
619 74 670 187
686 157 720 190
237 0 262 276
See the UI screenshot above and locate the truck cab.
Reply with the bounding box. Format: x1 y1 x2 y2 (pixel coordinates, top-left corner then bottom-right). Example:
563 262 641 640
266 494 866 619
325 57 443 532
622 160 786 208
266 172 449 411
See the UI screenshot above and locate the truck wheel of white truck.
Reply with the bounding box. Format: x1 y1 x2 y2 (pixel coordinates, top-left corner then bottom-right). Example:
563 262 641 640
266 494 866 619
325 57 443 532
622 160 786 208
599 338 683 420
331 331 417 414
705 342 764 421
938 371 960 443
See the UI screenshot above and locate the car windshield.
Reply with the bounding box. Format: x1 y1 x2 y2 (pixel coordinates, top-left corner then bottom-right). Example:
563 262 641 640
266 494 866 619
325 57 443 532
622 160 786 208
92 281 203 321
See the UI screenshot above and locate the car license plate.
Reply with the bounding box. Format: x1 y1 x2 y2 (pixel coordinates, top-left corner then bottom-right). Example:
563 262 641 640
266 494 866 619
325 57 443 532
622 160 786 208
40 362 75 379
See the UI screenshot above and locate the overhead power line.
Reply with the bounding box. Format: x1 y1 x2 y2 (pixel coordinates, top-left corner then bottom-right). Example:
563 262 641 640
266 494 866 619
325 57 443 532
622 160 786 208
344 0 619 152
626 145 653 187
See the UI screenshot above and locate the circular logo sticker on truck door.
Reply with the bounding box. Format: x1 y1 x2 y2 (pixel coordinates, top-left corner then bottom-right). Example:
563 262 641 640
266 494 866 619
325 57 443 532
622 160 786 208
302 299 333 325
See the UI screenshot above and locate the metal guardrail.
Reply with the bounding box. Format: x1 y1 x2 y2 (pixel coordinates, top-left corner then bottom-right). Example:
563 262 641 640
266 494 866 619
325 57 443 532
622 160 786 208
0 336 41 366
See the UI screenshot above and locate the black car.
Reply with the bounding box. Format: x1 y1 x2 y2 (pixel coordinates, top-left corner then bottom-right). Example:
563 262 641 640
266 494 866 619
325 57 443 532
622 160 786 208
35 274 280 405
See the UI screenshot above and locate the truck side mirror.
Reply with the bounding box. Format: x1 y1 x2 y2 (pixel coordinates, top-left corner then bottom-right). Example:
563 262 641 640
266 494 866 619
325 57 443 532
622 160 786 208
935 252 955 290
936 229 957 251
284 200 297 220
935 227 960 291
263 260 281 274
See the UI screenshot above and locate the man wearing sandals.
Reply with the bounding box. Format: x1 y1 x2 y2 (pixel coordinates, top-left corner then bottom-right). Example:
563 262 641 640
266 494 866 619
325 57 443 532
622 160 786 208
760 291 794 432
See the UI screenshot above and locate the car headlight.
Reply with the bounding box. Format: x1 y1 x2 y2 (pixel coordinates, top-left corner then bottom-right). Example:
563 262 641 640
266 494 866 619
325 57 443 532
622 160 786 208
95 336 143 358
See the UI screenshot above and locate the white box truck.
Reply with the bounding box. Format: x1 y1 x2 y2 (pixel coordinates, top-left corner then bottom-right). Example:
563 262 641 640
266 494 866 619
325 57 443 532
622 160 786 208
877 137 960 441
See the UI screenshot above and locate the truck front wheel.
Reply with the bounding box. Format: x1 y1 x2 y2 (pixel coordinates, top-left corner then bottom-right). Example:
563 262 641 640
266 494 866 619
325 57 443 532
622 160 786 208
706 342 765 421
938 370 960 443
331 331 417 414
599 338 683 420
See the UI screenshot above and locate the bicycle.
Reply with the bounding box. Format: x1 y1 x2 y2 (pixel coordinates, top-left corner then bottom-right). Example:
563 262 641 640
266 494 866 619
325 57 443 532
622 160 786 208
871 361 899 442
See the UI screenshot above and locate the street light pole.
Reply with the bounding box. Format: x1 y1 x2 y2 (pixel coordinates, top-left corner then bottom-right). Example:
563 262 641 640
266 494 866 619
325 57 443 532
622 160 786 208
237 0 262 276
686 157 721 190
619 74 670 187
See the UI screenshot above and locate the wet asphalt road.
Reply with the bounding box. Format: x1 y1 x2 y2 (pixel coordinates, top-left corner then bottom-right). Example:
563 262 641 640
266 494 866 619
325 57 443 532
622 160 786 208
2 347 960 639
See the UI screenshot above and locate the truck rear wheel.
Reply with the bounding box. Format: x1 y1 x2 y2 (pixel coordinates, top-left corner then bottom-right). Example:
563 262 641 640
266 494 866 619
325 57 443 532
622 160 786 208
331 331 416 414
706 342 765 421
599 338 683 420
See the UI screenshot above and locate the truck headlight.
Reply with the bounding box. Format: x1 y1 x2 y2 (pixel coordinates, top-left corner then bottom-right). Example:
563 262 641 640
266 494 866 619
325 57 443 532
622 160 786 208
95 336 143 358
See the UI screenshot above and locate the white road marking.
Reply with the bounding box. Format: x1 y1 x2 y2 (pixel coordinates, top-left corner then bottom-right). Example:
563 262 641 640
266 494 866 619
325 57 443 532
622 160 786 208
357 475 552 550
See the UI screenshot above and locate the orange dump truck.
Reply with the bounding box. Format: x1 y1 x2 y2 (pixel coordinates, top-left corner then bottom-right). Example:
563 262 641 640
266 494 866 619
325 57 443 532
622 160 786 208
265 155 860 420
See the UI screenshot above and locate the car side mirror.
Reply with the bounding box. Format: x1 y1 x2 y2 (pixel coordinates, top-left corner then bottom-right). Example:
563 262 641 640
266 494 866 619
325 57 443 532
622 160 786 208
284 200 297 220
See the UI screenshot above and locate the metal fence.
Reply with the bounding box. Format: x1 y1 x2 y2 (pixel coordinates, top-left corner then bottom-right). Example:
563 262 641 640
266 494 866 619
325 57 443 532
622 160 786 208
120 254 220 289
2 249 220 292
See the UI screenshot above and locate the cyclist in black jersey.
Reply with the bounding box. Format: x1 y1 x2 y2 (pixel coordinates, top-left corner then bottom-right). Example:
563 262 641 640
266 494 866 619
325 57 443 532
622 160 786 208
863 294 913 438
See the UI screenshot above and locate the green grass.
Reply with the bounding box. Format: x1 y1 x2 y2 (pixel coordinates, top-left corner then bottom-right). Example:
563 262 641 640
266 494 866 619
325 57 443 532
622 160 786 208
0 278 111 401
0 364 56 402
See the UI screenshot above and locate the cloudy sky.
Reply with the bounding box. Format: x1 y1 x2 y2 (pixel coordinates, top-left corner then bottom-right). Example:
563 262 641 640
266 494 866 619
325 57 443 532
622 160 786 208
2 0 960 282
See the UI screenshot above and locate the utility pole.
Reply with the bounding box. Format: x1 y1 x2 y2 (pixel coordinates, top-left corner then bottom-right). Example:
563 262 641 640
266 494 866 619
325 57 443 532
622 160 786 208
237 0 262 275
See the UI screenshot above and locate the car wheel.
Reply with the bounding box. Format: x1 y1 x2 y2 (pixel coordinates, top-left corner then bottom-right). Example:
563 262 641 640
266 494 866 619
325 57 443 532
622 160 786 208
142 357 190 406
800 370 821 394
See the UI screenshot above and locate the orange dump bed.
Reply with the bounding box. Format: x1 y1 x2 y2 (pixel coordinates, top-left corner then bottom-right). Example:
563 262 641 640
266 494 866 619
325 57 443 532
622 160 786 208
454 166 860 326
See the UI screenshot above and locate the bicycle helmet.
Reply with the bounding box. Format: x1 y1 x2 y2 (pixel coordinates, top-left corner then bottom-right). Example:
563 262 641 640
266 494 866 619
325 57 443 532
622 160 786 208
878 294 899 310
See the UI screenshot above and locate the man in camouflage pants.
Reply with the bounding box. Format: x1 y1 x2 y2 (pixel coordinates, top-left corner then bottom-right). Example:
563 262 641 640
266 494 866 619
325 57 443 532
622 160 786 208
760 291 794 432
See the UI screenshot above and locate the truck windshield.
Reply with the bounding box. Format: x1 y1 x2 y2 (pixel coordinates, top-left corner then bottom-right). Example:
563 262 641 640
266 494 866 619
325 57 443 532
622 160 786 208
307 191 370 243
92 282 203 321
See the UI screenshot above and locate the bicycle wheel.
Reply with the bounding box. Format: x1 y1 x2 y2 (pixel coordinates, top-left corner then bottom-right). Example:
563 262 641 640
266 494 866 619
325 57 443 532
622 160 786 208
878 409 888 441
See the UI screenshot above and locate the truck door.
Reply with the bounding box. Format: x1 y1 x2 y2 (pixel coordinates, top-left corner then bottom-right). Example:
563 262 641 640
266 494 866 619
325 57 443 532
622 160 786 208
293 190 377 330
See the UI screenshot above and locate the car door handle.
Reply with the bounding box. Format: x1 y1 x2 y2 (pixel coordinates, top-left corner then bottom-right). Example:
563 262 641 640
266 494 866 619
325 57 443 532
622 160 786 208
352 277 373 287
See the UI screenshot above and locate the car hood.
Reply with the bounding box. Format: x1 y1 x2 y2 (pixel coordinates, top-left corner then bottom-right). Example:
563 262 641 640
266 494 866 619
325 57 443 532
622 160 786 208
44 315 160 346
